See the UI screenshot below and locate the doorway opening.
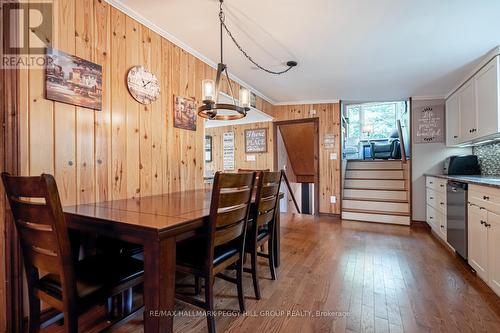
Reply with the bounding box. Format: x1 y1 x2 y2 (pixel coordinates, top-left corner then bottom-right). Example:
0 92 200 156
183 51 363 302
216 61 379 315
273 118 319 215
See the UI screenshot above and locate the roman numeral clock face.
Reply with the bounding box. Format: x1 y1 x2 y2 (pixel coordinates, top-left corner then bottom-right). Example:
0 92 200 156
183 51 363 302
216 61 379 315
126 66 160 105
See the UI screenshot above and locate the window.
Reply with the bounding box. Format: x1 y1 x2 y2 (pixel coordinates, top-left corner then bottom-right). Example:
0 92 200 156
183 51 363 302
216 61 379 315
346 102 406 140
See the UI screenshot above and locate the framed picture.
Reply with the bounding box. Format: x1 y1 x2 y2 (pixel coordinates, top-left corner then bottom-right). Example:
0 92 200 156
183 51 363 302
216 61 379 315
45 48 102 110
413 104 444 144
173 95 197 131
250 91 257 108
205 135 212 162
245 128 267 153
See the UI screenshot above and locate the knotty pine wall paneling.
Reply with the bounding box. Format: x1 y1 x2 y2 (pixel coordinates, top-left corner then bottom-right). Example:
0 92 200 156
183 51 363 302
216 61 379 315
19 0 275 207
205 121 274 172
272 104 341 214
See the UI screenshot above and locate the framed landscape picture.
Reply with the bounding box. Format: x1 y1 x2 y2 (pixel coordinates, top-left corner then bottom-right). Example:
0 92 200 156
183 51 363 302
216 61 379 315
173 95 197 131
45 48 102 110
245 128 268 153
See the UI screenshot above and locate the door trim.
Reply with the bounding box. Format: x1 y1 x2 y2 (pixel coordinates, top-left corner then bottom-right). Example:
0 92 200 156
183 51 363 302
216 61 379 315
273 118 320 215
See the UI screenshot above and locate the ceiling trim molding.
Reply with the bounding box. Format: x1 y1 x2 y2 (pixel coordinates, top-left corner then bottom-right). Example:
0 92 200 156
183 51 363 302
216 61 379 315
411 95 445 101
104 0 276 105
445 46 500 99
273 99 340 106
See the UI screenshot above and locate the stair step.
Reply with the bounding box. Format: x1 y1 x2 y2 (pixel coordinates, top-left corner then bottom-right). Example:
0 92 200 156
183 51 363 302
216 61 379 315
347 160 403 170
343 196 408 203
345 170 405 180
344 179 406 190
342 210 411 225
343 189 408 201
342 199 410 213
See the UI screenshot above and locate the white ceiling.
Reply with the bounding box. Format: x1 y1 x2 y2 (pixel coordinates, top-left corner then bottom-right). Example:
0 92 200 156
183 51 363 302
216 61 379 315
113 0 500 104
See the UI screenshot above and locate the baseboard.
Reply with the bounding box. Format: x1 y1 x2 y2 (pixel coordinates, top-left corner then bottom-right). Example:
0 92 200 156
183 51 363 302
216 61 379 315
410 220 431 230
319 213 341 219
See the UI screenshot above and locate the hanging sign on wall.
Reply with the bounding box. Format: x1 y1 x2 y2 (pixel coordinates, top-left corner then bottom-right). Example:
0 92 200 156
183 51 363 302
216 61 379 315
245 128 267 153
413 104 444 144
323 133 335 149
223 131 235 170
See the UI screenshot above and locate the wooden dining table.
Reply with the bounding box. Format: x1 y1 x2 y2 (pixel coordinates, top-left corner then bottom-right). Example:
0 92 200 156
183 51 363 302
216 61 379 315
63 189 282 333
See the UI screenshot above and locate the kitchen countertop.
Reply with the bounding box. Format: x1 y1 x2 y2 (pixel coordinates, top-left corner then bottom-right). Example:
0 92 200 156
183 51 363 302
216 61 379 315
425 174 500 189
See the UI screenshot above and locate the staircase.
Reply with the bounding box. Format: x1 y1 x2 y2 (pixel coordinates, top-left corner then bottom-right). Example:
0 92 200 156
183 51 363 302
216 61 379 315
342 160 410 225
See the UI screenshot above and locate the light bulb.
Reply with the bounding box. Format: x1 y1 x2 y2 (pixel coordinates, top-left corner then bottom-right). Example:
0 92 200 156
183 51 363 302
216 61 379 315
239 87 250 108
202 79 215 103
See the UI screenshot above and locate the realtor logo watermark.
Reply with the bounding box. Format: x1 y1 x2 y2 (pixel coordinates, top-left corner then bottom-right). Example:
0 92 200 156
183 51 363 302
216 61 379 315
1 0 53 68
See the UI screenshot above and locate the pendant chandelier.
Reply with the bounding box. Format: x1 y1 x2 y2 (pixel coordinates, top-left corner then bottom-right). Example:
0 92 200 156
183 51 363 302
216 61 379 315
198 0 297 120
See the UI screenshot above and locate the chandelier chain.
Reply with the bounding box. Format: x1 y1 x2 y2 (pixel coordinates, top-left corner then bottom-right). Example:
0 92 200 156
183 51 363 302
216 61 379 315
219 2 295 75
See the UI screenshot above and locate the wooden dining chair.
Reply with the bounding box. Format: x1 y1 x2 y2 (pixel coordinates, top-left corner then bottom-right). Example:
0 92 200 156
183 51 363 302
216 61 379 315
244 171 282 300
175 171 256 333
1 173 144 332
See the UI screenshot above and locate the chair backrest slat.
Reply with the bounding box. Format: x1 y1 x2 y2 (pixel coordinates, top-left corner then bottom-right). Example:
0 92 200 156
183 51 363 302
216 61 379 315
1 173 77 301
250 171 283 236
206 172 256 267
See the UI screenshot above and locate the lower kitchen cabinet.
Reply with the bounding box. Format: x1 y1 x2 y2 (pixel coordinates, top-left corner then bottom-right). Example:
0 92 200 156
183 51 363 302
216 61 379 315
468 184 500 297
488 211 500 296
468 204 489 281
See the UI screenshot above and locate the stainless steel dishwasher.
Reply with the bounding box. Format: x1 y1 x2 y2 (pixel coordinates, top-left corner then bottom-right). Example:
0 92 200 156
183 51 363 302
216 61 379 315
447 181 468 259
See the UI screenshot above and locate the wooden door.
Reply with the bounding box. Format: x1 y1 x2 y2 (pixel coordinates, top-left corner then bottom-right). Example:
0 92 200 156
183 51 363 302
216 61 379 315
468 205 488 281
487 211 500 296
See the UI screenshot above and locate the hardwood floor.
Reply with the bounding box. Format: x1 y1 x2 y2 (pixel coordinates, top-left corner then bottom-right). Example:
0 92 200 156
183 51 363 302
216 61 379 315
45 214 500 333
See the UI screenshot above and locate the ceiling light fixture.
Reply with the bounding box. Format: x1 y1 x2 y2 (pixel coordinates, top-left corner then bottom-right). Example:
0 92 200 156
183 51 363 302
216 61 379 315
198 0 297 120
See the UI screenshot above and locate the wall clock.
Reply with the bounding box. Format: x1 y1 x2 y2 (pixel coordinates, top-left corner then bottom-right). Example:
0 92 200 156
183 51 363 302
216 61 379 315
126 66 160 104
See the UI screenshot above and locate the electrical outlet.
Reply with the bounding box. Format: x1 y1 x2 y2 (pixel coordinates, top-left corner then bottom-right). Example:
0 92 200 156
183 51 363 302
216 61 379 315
310 109 317 116
246 155 256 161
330 196 336 204
330 153 337 160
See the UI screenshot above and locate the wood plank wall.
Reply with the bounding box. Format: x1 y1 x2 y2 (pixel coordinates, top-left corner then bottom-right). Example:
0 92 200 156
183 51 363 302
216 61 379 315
205 122 274 173
205 104 341 214
272 104 341 214
18 0 272 206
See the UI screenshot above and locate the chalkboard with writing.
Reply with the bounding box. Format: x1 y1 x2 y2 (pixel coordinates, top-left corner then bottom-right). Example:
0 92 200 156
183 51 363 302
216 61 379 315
413 104 444 144
245 128 268 153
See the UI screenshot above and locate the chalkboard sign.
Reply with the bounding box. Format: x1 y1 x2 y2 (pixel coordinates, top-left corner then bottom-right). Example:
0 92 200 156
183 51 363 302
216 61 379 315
413 104 444 144
245 128 268 153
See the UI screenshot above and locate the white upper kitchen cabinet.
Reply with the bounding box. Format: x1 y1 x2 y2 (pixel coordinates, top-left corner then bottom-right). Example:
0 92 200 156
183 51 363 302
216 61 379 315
475 56 500 139
459 80 477 142
445 93 460 146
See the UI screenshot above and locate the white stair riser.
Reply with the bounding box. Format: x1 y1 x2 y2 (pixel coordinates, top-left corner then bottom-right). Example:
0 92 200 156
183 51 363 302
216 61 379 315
342 200 409 213
344 179 405 190
342 211 410 225
343 189 408 201
347 161 403 170
345 170 404 180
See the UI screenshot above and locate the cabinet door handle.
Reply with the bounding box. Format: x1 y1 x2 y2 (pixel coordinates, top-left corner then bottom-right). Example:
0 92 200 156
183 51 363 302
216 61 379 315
440 202 444 205
429 216 433 219
485 223 491 228
429 181 433 184
453 135 458 138
430 196 434 200
480 220 486 225
483 196 490 200
440 184 444 187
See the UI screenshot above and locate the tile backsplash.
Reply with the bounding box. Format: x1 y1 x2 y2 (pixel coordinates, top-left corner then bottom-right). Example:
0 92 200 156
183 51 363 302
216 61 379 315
473 142 500 175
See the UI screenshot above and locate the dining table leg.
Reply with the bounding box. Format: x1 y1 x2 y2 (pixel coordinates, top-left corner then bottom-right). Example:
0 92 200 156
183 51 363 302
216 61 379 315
143 236 176 333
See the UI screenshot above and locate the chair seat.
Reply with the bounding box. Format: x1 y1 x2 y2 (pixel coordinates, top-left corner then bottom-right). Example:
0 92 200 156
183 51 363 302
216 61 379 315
176 238 239 269
37 255 144 301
